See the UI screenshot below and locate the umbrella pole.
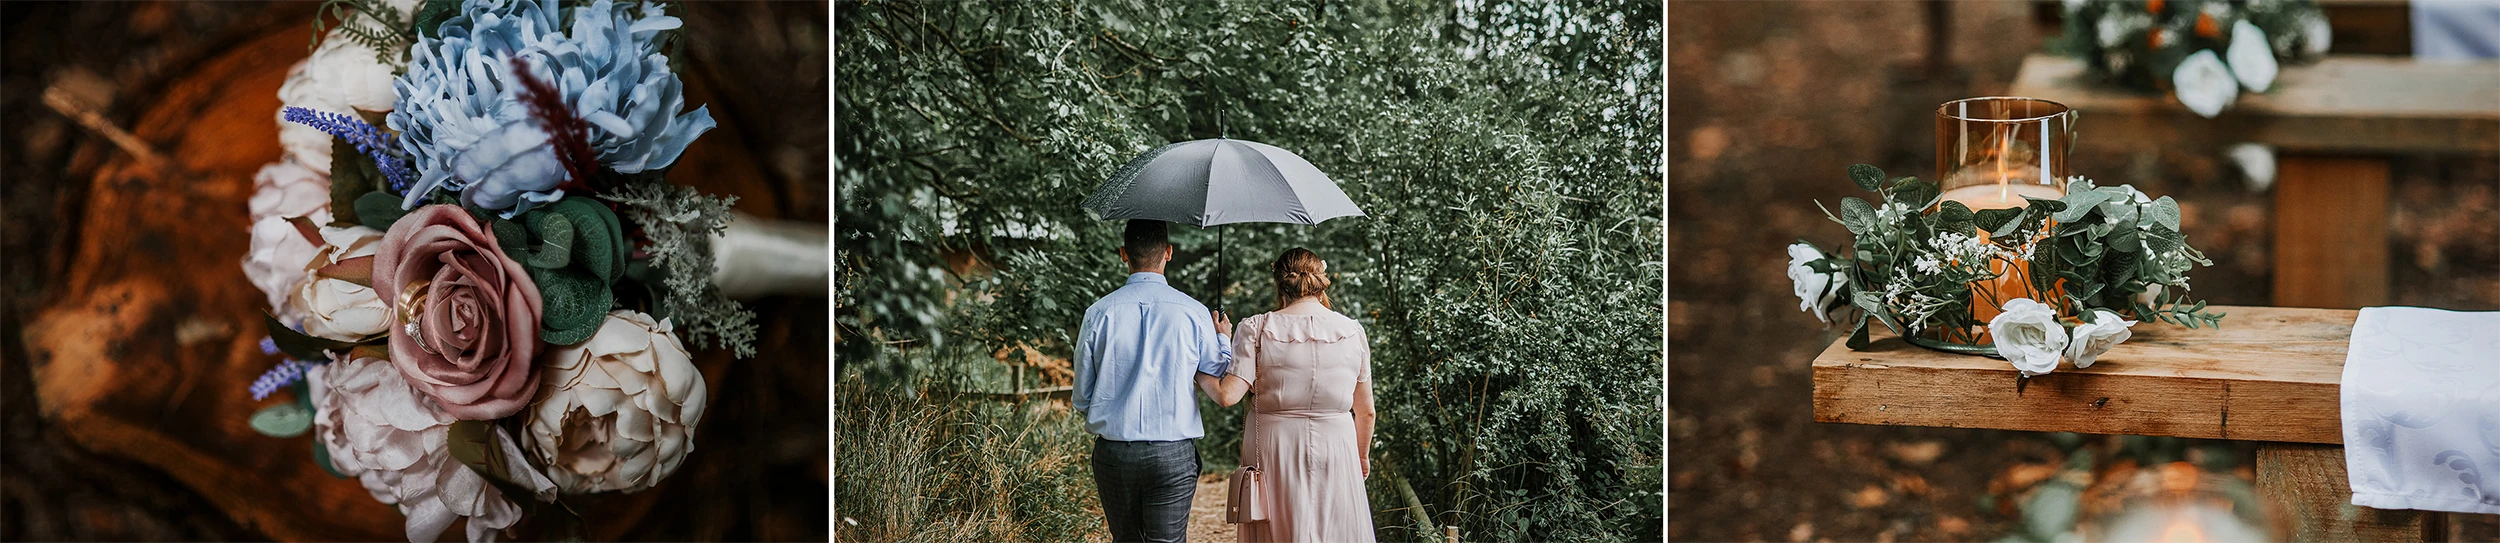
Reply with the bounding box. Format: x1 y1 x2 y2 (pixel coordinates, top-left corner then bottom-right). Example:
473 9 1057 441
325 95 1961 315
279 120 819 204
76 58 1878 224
1213 225 1226 318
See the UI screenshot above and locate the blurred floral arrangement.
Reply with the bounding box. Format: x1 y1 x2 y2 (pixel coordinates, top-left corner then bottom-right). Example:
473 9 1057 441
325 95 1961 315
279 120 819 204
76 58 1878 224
239 0 752 541
1788 164 2225 377
2055 0 2331 117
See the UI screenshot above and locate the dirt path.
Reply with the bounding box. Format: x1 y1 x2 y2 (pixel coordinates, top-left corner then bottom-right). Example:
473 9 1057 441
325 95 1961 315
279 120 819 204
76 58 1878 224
1187 472 1236 543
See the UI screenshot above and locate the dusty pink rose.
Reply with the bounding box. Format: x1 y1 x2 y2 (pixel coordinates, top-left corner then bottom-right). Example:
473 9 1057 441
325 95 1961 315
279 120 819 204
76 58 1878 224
375 204 543 420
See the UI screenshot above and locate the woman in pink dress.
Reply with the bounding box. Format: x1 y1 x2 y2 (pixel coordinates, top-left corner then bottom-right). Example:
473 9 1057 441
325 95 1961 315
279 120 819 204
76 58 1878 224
1197 247 1378 543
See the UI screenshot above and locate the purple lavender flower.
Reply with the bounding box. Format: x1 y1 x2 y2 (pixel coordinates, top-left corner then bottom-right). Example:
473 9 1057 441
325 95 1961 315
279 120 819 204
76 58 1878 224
282 106 418 193
259 336 279 356
249 358 315 401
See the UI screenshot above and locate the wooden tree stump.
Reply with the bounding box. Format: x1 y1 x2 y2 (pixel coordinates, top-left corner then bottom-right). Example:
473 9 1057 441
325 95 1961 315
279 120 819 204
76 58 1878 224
23 17 792 542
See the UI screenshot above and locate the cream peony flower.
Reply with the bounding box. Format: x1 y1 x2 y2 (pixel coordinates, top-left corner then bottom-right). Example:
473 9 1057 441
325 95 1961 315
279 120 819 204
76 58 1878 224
310 356 553 543
524 310 708 494
293 225 389 341
274 0 419 172
1990 298 2070 377
245 213 326 324
1787 242 1850 325
2172 49 2239 118
249 159 330 223
2064 310 2138 369
2226 21 2278 93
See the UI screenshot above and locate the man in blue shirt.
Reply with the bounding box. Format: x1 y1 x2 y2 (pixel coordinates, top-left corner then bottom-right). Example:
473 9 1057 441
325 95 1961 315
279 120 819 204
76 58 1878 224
1074 220 1233 543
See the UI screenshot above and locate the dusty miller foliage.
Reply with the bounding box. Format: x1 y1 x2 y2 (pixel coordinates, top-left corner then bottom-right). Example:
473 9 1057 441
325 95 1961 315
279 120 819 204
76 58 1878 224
839 0 1660 540
610 182 757 358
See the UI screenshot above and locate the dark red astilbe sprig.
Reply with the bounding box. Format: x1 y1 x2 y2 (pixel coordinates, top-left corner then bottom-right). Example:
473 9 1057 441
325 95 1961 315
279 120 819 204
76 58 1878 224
508 57 599 195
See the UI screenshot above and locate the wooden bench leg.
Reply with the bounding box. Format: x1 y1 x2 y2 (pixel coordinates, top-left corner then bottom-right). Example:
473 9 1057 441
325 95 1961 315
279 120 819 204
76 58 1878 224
2256 443 2448 541
2272 156 2391 309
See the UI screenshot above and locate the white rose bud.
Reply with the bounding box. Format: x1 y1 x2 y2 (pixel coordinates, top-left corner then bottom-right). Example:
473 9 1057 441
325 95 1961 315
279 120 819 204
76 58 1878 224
2172 49 2239 119
294 225 389 341
1787 242 1850 325
2064 310 2138 369
525 310 709 494
1990 298 2070 377
2226 21 2278 93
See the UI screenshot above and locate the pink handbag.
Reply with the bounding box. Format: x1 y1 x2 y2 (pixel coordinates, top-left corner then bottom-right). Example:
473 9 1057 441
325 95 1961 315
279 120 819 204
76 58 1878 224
1226 465 1266 523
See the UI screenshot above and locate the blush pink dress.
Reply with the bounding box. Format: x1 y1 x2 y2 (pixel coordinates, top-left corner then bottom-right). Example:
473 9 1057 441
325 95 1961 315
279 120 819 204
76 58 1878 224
1231 311 1375 543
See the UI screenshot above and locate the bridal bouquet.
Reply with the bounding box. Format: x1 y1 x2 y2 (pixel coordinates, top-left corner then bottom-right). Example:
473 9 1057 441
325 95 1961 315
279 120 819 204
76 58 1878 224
1788 165 2225 377
2056 0 2330 117
241 0 755 541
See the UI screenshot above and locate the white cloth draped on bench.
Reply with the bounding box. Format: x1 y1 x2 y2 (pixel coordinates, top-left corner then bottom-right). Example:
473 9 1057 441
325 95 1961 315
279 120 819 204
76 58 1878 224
2339 306 2500 515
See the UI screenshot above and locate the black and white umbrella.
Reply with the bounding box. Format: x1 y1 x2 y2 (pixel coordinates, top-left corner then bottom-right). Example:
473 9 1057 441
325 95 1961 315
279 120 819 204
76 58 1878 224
1082 138 1364 313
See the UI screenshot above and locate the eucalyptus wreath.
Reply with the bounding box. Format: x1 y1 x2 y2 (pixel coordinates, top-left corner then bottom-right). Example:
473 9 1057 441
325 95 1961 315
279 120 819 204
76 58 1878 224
1791 164 2225 375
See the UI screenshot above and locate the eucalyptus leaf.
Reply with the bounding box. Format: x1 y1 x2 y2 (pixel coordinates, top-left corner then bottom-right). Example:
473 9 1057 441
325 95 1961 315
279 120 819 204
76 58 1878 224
1891 178 1939 210
1846 318 1871 349
1936 200 1975 225
1848 164 1884 192
1974 208 2025 234
355 190 410 231
2151 196 2182 231
248 403 314 437
1840 197 1876 235
1853 291 1900 334
2053 190 2115 222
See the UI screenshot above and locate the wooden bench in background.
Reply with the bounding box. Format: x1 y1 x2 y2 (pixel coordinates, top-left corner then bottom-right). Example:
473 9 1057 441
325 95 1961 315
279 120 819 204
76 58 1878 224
1813 306 2452 541
2008 54 2500 310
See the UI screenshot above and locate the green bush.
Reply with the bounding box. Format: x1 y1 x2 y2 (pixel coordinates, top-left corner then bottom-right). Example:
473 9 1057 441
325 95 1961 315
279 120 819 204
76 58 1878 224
837 0 1661 540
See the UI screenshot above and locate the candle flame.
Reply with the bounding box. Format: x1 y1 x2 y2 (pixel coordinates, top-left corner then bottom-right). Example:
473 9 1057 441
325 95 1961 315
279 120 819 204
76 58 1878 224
2160 513 2207 543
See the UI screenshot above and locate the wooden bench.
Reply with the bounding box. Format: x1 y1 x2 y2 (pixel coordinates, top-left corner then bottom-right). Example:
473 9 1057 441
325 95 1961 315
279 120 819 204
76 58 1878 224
2008 54 2500 309
1813 306 2453 541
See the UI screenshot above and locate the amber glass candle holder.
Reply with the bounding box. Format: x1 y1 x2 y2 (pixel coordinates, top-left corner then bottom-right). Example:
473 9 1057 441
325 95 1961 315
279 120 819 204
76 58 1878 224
1921 97 2076 354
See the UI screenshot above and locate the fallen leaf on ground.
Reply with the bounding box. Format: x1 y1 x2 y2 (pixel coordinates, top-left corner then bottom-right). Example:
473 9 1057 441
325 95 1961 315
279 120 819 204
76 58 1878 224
1849 485 1890 508
1886 440 1947 465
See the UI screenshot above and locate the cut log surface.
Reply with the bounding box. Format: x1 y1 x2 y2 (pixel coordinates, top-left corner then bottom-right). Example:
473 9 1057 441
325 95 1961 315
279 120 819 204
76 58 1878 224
21 20 787 543
2008 54 2500 154
1812 306 2356 444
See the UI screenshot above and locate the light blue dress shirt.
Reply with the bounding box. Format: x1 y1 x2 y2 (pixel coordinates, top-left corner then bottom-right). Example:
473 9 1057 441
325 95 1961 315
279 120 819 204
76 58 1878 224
1073 272 1233 442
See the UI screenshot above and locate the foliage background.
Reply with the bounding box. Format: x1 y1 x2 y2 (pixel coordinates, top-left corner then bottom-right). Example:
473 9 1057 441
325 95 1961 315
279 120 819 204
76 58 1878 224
835 0 1662 540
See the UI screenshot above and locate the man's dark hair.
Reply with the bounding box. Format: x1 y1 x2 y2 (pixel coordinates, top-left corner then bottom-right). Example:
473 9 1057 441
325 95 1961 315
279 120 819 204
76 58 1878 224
1122 220 1171 262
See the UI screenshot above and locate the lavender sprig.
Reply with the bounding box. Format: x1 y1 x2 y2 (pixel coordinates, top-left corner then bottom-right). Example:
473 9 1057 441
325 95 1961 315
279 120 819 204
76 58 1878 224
283 106 417 192
249 359 316 401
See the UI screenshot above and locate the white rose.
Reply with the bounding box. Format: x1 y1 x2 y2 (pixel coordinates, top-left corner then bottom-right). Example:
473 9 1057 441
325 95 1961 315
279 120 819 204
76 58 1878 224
2172 49 2239 118
2302 13 2333 57
249 159 331 223
2064 310 2138 369
524 310 709 494
293 226 389 341
245 213 327 325
310 356 553 543
2226 21 2278 93
1787 242 1850 324
1990 298 2070 377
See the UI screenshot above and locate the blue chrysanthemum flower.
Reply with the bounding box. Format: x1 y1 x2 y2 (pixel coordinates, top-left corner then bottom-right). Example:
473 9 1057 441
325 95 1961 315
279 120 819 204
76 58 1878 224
390 0 716 216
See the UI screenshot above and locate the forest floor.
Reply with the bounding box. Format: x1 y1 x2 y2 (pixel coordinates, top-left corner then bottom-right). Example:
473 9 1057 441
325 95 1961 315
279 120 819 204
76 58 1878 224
1667 2 2499 541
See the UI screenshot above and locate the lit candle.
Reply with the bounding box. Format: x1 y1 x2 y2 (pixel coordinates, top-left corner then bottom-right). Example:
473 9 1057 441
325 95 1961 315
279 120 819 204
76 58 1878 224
1938 180 2064 327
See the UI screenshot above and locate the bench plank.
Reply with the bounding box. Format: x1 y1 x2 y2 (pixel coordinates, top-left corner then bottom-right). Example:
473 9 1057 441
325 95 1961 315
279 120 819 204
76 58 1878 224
1812 306 2355 444
2008 54 2500 154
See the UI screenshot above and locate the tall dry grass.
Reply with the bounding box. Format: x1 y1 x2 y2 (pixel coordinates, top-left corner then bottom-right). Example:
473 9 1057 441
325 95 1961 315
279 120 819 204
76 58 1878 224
835 375 1102 542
